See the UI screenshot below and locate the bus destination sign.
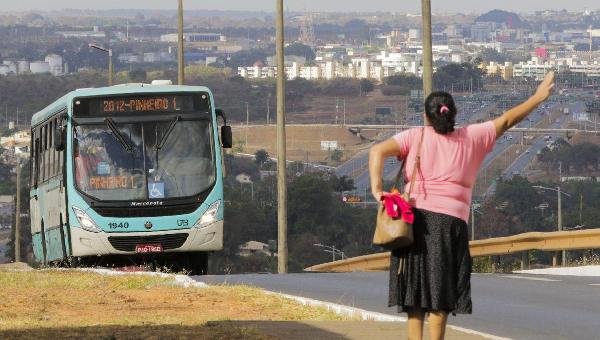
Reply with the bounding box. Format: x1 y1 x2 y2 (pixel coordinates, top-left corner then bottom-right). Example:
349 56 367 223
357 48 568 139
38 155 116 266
74 93 210 116
100 97 180 114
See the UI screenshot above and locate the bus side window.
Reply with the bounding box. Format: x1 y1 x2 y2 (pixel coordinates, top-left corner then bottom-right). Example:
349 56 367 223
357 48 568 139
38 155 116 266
40 125 45 182
34 129 40 187
55 118 61 177
31 129 37 187
49 120 54 178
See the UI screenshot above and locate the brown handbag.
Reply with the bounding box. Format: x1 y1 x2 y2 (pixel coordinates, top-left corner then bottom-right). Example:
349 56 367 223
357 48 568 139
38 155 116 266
372 128 424 250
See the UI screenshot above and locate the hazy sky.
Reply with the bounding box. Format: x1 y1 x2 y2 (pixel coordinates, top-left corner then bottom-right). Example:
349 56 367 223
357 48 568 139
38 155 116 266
1 0 599 14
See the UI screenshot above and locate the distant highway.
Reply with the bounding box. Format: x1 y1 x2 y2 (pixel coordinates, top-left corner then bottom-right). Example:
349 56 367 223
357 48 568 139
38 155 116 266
504 102 585 178
197 272 600 340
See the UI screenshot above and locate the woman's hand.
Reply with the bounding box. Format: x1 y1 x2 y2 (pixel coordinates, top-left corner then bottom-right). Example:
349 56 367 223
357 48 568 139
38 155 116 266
372 191 390 203
533 71 555 103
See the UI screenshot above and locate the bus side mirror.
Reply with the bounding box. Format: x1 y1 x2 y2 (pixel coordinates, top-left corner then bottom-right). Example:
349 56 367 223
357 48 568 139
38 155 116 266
72 138 79 156
221 126 232 149
54 126 65 151
216 108 232 149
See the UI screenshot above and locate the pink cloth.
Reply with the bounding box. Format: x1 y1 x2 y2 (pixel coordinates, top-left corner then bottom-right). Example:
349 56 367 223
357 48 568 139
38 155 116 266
381 193 415 224
392 122 496 222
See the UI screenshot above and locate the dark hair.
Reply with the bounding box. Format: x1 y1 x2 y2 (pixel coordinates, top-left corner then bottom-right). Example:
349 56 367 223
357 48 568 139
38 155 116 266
424 91 457 134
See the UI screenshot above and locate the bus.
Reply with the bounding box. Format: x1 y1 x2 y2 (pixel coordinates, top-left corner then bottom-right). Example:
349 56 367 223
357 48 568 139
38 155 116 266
29 82 232 274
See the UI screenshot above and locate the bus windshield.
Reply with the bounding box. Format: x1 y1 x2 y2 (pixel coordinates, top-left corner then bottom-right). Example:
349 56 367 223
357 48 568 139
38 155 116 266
73 119 215 201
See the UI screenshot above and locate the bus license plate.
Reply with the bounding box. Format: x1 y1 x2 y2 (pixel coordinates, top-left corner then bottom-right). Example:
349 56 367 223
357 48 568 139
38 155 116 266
135 244 163 253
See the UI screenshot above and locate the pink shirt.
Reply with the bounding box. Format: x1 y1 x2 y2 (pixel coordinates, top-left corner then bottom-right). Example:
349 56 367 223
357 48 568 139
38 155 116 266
393 122 496 222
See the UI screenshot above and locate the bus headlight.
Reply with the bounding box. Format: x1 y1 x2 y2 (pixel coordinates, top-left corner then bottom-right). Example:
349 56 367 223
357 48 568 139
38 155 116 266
72 206 101 233
193 200 221 229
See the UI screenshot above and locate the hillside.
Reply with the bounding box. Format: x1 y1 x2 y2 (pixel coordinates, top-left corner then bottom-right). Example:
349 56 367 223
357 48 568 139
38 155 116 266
475 9 527 29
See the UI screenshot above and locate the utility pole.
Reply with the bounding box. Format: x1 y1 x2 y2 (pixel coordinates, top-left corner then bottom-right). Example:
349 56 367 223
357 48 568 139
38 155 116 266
89 44 113 86
471 204 475 241
15 163 21 262
421 0 433 99
245 101 250 147
266 95 271 125
177 0 185 85
343 99 346 126
276 0 288 274
557 185 565 266
108 49 113 86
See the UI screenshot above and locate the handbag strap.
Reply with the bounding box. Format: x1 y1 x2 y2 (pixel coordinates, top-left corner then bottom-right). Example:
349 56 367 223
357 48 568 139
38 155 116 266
392 127 425 198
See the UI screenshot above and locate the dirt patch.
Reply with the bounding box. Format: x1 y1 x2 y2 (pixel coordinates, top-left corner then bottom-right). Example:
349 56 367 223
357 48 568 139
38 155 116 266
0 262 33 272
232 125 371 164
0 270 343 338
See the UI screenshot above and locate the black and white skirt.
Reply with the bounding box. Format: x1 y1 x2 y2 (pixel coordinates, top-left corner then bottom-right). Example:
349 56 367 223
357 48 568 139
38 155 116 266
388 208 473 315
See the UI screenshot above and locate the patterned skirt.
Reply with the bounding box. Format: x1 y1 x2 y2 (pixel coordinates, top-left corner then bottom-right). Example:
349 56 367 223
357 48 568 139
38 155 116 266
388 208 473 315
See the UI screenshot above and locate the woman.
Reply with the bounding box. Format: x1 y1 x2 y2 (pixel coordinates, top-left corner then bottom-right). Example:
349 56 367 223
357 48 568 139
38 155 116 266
368 72 554 340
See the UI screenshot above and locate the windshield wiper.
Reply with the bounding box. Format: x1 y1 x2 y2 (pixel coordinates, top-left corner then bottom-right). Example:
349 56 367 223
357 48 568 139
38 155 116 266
105 118 134 153
156 116 180 151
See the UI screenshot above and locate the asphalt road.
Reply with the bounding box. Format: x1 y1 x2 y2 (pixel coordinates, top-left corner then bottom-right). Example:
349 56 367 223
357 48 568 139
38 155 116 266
196 272 600 340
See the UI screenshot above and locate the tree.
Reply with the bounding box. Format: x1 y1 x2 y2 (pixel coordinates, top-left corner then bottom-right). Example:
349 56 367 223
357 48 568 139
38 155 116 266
329 175 355 192
478 48 509 64
254 149 270 168
128 68 147 82
285 43 316 61
330 149 343 162
359 79 374 95
433 63 484 92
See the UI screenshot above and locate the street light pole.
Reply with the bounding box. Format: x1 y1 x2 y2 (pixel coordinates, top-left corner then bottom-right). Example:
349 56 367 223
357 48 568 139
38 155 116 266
177 0 185 85
533 185 571 266
89 43 113 86
557 185 565 265
471 204 475 241
14 163 21 262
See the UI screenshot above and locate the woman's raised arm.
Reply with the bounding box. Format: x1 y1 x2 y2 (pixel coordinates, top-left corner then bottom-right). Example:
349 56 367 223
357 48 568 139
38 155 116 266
493 71 555 138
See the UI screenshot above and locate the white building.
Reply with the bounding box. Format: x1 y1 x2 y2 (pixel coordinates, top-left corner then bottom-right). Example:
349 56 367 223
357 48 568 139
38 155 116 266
160 33 226 43
45 54 63 76
29 61 51 74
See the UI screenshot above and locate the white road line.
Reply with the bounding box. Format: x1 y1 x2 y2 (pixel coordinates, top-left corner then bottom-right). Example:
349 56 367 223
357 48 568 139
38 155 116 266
501 275 561 282
588 284 600 286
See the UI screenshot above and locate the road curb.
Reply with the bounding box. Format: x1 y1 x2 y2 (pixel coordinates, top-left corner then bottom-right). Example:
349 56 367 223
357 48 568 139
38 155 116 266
74 267 209 288
264 290 511 340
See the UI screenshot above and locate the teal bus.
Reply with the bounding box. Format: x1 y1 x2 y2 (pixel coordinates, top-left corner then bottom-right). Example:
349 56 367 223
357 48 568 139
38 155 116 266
29 82 232 274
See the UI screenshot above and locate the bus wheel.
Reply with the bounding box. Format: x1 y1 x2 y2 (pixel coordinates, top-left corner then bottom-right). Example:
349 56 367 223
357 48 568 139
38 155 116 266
68 256 82 268
188 252 208 276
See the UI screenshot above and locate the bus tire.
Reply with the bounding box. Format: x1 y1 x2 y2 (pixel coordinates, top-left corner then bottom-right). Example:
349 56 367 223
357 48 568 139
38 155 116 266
188 252 208 275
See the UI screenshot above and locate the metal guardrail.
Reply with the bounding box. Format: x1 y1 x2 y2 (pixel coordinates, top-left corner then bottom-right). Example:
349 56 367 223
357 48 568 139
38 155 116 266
304 228 600 272
238 124 583 134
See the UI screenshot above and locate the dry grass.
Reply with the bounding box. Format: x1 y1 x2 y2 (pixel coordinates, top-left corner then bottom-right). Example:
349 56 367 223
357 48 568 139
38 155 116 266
232 125 370 164
0 269 345 339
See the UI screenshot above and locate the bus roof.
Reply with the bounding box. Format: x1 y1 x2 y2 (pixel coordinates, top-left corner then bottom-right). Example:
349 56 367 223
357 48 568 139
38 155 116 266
31 84 212 126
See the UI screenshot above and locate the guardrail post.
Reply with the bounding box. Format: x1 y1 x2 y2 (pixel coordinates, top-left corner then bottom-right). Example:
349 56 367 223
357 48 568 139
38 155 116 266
490 256 496 273
552 252 558 267
521 251 530 270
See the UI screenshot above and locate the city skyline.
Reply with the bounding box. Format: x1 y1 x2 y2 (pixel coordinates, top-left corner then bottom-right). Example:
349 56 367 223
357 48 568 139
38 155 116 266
0 0 599 14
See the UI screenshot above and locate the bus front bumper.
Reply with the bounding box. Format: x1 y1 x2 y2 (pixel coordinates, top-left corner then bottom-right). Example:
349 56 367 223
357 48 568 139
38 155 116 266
69 221 223 257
